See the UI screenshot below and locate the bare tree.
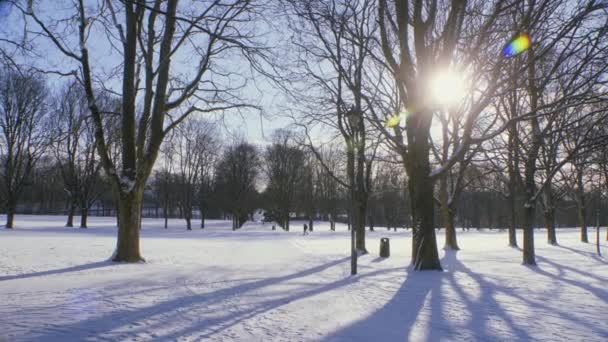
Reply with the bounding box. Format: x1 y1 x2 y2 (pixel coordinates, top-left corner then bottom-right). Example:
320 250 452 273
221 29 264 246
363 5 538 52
7 0 267 261
172 118 218 230
0 68 48 228
215 141 259 230
263 130 305 231
283 0 380 268
52 81 104 228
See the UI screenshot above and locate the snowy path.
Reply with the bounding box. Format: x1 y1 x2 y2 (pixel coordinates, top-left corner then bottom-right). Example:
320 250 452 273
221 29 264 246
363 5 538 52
0 216 607 341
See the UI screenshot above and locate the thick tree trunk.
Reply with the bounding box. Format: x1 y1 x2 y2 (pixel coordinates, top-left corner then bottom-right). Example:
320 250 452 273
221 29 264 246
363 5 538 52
163 206 168 229
508 192 518 247
186 216 191 230
440 176 459 250
544 209 557 245
405 108 441 270
5 206 15 229
522 203 536 265
66 202 75 227
407 149 441 270
112 191 144 262
80 206 88 228
355 194 367 253
308 216 313 232
443 207 459 251
578 205 588 243
201 207 205 229
576 170 588 243
410 176 441 270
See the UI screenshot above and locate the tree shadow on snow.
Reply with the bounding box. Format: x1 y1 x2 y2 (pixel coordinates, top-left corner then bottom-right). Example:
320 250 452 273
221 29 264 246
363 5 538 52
532 255 607 299
323 251 535 342
30 256 403 341
555 244 606 263
0 261 115 281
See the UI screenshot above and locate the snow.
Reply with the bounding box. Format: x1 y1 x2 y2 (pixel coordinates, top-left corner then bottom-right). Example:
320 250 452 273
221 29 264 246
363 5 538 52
1 215 607 342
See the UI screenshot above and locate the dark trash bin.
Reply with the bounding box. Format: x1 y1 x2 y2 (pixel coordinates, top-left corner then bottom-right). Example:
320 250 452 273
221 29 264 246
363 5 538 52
380 237 390 258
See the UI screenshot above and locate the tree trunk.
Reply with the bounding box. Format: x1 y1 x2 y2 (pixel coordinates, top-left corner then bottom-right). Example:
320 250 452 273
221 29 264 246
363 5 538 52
407 154 441 269
578 203 588 243
80 206 88 229
66 202 75 227
522 203 536 265
576 171 588 243
544 209 557 245
443 206 459 250
5 206 15 229
368 214 374 231
112 191 144 262
163 205 168 229
405 109 441 270
186 216 191 230
308 216 313 232
355 193 367 253
440 176 459 250
201 206 205 229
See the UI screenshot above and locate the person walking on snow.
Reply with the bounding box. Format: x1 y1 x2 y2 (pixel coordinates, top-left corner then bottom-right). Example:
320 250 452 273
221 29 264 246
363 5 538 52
303 224 308 235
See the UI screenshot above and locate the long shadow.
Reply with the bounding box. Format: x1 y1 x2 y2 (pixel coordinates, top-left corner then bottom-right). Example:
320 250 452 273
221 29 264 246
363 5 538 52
555 244 605 263
536 253 607 282
161 266 405 341
442 251 533 341
30 257 353 341
322 266 444 341
325 251 537 342
0 261 115 281
534 255 607 299
451 253 608 339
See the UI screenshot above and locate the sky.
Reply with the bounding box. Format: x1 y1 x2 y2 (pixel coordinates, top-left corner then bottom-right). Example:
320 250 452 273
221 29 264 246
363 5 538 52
0 0 293 147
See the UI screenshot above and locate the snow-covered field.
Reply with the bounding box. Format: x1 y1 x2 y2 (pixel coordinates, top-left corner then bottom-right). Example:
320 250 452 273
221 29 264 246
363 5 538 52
0 215 606 342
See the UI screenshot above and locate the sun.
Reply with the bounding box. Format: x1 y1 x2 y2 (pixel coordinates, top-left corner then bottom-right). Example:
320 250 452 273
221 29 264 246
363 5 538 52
428 70 466 107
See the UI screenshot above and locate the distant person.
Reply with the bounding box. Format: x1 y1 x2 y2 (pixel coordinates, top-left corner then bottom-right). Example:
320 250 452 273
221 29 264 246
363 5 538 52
303 224 308 235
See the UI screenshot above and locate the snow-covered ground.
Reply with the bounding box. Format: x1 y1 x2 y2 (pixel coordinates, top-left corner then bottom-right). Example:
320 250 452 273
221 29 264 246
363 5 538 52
0 215 606 342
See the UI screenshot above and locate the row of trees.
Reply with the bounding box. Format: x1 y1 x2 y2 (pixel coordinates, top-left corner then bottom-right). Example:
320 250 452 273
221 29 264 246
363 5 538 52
1 0 607 270
278 0 608 270
2 74 605 240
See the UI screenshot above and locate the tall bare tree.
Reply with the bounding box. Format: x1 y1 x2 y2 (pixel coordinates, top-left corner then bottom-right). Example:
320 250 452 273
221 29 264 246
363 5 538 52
8 0 267 261
215 141 259 230
0 68 48 228
52 81 104 228
263 130 305 231
172 118 217 230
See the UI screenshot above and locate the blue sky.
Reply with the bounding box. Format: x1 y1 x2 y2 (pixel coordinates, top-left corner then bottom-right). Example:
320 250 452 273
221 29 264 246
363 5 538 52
0 1 293 147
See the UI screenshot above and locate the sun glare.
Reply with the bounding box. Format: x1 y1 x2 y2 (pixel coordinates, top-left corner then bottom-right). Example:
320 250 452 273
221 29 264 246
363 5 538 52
428 70 466 107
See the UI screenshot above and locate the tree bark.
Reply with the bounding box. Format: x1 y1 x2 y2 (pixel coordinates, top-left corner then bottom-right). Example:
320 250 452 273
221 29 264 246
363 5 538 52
440 176 459 250
163 205 168 229
576 169 588 243
355 192 367 253
406 107 441 270
544 209 557 245
186 216 191 230
201 208 205 229
80 206 88 228
522 203 536 265
5 206 15 229
443 207 459 250
578 199 588 243
66 202 75 227
112 190 144 262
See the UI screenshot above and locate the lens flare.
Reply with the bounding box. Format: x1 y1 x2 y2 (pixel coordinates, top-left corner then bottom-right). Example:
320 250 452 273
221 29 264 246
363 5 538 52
385 111 409 128
504 33 532 58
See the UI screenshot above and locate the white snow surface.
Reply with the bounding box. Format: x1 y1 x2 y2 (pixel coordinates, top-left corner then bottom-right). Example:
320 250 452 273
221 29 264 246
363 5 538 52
0 215 607 342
